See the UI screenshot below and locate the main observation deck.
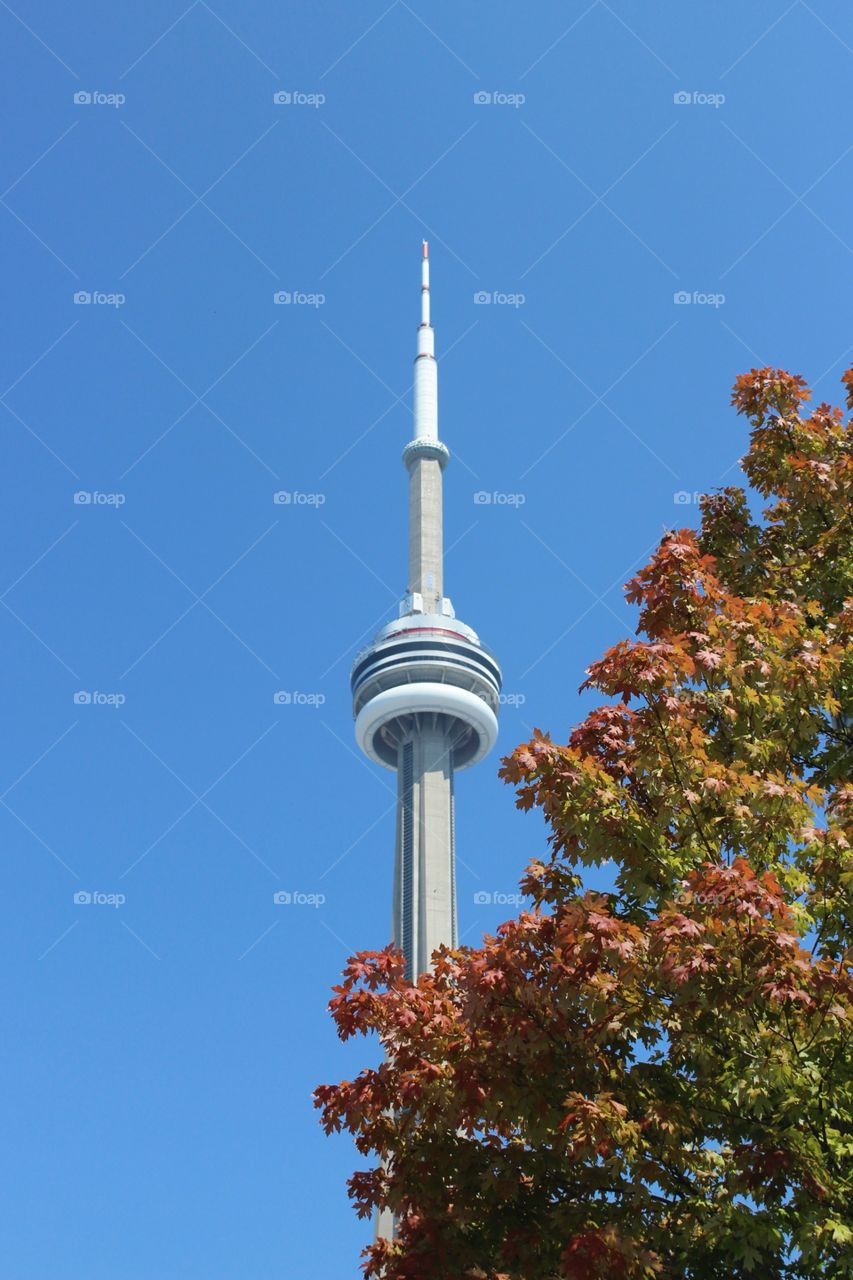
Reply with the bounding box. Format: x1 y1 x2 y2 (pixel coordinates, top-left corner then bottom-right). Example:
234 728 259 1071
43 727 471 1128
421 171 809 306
351 613 501 771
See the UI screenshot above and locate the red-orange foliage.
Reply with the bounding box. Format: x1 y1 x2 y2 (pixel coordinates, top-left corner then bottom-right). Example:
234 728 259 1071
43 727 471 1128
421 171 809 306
317 368 853 1278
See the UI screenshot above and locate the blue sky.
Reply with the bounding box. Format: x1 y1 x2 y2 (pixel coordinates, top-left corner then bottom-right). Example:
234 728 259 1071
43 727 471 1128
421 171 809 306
2 1 852 1275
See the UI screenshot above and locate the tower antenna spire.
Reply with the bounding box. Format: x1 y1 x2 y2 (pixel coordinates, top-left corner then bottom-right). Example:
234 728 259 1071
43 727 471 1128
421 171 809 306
403 241 448 612
421 239 430 327
413 239 437 442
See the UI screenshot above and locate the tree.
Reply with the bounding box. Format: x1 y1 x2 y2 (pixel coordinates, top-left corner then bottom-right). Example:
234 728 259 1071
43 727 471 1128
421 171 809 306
315 368 853 1279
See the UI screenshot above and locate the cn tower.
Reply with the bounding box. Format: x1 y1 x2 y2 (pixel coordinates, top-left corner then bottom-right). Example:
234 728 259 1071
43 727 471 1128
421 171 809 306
351 243 501 984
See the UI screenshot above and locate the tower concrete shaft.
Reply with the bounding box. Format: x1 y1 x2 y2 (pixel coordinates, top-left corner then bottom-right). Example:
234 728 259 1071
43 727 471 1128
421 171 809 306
406 458 443 614
393 723 457 981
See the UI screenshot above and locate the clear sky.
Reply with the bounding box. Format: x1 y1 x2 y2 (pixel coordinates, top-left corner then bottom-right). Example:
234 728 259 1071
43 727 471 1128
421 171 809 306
2 2 852 1275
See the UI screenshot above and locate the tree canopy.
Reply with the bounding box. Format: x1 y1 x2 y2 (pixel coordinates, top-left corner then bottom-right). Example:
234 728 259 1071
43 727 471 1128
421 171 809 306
316 367 853 1278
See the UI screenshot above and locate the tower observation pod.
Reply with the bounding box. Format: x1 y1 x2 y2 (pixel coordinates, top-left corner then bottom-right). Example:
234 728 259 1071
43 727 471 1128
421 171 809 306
350 243 501 983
